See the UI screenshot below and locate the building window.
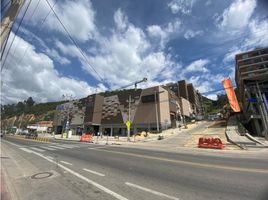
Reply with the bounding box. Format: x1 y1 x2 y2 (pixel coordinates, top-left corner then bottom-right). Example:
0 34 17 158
141 94 158 103
242 54 248 59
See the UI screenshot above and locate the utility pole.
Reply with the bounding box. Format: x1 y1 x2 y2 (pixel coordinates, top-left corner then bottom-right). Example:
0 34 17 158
128 95 131 141
1 0 25 50
126 94 135 141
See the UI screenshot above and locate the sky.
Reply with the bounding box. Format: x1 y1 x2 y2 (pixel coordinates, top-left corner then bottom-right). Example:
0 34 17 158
1 0 268 104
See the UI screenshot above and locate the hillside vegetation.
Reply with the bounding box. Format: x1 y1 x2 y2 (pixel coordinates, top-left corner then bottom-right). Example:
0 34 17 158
1 95 228 129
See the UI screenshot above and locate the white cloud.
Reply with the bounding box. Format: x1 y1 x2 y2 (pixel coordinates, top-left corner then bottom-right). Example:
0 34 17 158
243 19 268 48
114 8 128 31
216 0 257 32
147 19 182 49
223 18 268 64
168 0 197 15
205 0 212 6
206 94 217 100
185 59 209 73
184 30 203 40
223 47 243 63
1 33 105 104
28 0 96 42
57 9 182 89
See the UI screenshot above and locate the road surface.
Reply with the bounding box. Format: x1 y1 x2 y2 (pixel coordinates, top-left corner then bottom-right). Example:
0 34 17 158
1 136 268 200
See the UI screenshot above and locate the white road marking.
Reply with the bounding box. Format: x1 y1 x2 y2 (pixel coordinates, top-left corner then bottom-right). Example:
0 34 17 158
60 161 73 165
57 145 75 149
88 146 107 150
39 146 56 150
3 140 23 147
49 146 65 149
20 147 33 153
47 156 54 160
125 182 179 200
29 150 128 200
83 168 105 177
30 147 45 152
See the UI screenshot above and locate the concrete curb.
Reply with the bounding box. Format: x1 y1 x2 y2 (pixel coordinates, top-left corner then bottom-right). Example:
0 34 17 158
245 133 268 147
225 131 246 150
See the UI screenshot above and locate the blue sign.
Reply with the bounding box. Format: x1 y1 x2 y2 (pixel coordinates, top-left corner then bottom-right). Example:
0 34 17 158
248 98 257 103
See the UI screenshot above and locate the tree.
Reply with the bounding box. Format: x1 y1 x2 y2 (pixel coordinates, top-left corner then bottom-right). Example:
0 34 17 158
17 102 25 113
25 97 35 107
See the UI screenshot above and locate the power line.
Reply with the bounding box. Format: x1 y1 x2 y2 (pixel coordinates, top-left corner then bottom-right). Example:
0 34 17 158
44 0 108 87
1 0 11 14
1 0 32 71
11 0 41 57
14 0 58 69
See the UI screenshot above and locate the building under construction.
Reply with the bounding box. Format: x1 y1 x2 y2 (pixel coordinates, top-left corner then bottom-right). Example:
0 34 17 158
235 47 268 139
53 80 203 136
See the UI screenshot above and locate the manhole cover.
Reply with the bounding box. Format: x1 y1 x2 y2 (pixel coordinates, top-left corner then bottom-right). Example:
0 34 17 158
31 172 53 179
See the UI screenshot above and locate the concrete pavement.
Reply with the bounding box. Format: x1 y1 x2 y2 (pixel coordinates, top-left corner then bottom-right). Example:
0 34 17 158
2 136 268 200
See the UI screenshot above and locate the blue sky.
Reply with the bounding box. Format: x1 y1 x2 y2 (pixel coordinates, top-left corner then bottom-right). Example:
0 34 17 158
1 0 268 104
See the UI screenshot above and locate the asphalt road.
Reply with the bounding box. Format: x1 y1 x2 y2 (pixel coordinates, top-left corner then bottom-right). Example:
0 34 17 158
2 136 268 200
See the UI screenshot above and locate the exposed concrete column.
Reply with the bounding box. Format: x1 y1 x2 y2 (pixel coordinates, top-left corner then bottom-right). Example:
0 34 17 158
245 85 262 136
110 127 113 137
256 82 268 137
99 126 102 135
134 126 137 135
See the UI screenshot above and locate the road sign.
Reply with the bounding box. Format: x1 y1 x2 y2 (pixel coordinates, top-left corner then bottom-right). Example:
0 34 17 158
125 120 131 130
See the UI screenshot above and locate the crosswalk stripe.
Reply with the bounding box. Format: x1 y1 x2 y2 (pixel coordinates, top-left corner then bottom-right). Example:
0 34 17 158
30 147 45 152
39 146 56 150
48 146 65 149
57 145 77 148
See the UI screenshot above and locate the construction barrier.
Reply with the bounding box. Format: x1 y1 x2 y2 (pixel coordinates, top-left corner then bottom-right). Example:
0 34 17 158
80 134 93 142
198 137 224 149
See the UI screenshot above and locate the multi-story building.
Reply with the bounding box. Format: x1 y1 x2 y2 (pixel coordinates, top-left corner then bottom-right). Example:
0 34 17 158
54 86 183 136
167 80 203 119
187 83 203 117
235 47 268 138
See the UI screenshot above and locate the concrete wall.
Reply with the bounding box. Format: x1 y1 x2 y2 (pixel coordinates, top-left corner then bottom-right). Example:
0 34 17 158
133 87 158 124
92 95 104 124
180 97 192 117
159 86 171 125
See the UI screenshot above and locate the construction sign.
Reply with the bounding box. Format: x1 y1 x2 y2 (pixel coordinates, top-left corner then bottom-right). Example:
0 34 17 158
125 120 131 130
222 78 241 112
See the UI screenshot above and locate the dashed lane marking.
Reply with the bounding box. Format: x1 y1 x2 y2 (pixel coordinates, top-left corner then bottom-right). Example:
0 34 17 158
60 161 73 165
21 148 128 200
83 168 105 177
125 182 179 200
